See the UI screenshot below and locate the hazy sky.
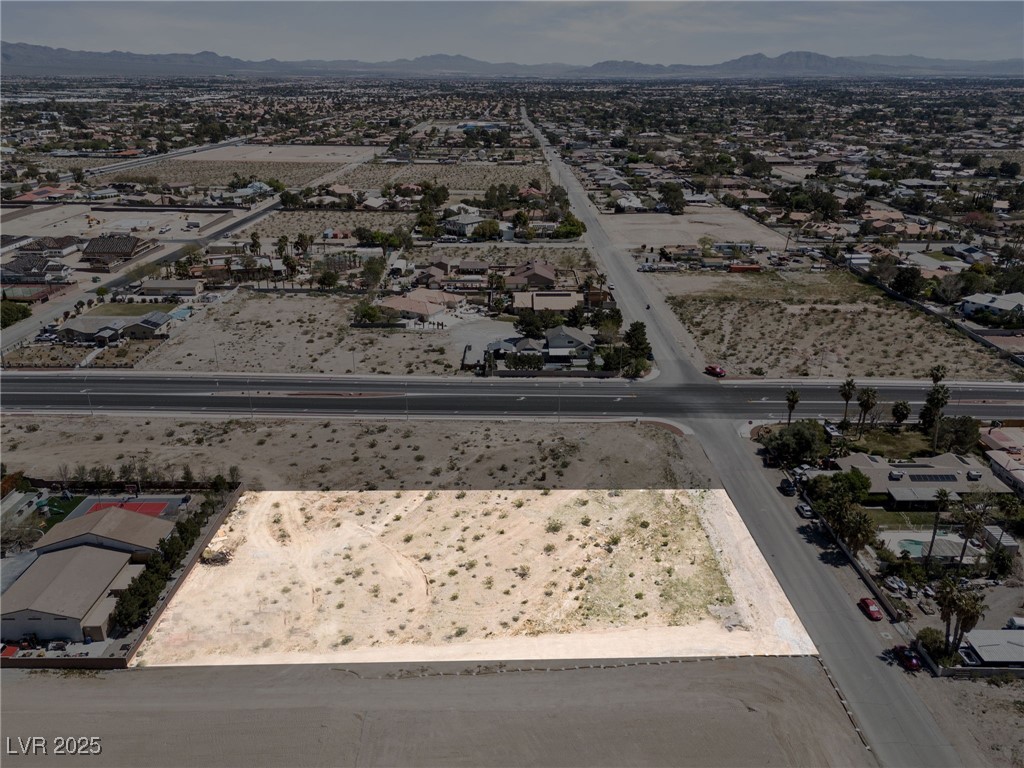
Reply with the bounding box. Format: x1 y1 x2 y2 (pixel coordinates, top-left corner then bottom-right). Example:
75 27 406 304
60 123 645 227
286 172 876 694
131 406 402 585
2 2 1022 65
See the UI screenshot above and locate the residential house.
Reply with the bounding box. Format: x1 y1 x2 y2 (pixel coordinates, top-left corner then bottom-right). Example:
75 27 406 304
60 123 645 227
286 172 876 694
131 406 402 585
960 292 1024 319
378 296 445 322
545 325 595 362
505 261 557 290
443 214 488 237
0 254 72 284
511 291 584 314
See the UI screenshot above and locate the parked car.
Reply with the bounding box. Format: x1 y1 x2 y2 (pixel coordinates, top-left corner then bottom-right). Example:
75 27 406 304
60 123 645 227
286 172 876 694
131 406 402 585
796 503 815 519
858 597 884 621
779 478 797 496
704 365 727 378
892 645 922 671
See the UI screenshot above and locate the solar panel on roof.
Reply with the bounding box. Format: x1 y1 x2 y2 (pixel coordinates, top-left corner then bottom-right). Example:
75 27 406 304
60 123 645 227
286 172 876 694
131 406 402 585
909 473 957 482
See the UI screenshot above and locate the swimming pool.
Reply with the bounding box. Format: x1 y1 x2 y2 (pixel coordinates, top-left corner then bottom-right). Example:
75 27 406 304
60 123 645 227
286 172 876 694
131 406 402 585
170 307 194 320
897 539 926 557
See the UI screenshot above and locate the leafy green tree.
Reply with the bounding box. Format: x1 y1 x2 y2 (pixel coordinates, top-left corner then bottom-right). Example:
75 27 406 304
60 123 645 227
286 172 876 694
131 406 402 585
657 182 687 215
761 421 828 468
472 219 501 240
317 270 339 290
0 301 31 329
891 266 924 299
623 321 652 361
936 415 980 454
552 212 586 239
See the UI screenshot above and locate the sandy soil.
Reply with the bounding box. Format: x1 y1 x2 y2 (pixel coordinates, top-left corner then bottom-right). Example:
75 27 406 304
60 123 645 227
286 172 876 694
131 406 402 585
183 145 378 163
111 160 338 188
340 162 550 192
1 414 717 493
235 210 416 240
423 244 593 269
22 155 118 171
91 339 163 369
0 204 225 241
599 206 789 249
135 292 496 375
661 270 1018 380
135 484 811 666
926 677 1024 768
1 344 91 369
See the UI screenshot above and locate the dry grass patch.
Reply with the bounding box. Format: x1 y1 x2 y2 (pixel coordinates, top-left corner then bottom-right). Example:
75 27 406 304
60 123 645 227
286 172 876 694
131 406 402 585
91 340 163 369
134 292 465 375
668 271 1018 380
1 344 92 369
111 160 336 188
236 210 416 240
340 162 550 192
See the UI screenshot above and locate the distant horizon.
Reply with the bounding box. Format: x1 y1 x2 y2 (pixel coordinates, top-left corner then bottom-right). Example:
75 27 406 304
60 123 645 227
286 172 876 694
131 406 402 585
3 40 1022 69
2 2 1022 65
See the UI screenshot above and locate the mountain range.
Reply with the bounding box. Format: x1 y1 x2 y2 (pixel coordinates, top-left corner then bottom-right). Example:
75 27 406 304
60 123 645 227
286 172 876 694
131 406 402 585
2 42 1022 79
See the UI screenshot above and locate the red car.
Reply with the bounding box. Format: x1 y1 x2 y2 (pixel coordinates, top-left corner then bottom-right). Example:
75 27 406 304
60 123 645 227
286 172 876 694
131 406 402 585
858 597 884 621
892 645 922 671
704 365 727 378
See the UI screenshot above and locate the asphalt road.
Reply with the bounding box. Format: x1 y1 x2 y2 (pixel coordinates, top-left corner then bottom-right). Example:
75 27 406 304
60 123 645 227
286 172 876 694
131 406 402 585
523 108 700 385
696 420 962 767
2 372 1021 426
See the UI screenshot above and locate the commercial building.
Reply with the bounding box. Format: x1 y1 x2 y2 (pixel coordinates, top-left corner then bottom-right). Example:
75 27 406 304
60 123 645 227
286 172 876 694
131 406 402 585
0 547 143 643
33 506 174 561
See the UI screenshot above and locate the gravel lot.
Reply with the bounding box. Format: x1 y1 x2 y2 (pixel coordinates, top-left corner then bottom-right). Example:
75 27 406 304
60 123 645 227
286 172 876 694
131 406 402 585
0 657 868 768
600 207 789 249
111 159 338 188
660 270 1018 380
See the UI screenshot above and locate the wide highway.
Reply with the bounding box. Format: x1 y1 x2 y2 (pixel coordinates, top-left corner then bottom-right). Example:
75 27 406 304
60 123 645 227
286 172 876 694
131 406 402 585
2 371 1021 423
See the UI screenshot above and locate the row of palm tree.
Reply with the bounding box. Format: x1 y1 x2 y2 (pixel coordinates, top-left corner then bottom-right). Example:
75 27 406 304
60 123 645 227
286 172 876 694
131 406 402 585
935 575 987 657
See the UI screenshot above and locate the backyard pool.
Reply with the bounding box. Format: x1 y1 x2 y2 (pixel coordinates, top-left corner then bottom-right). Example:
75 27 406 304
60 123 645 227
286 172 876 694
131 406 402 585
897 539 926 557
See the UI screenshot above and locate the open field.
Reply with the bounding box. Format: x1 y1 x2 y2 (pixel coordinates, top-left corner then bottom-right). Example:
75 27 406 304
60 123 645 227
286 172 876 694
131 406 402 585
0 657 869 768
340 162 550 192
424 244 593 269
134 292 489 375
22 155 118 171
235 210 416 240
111 159 337 188
138 485 811 666
91 339 163 368
184 145 378 164
661 270 1019 380
1 414 720 494
1 344 91 369
601 206 789 249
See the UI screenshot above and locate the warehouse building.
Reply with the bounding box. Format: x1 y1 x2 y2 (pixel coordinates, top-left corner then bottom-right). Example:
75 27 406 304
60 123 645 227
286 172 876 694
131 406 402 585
33 506 174 561
0 547 143 643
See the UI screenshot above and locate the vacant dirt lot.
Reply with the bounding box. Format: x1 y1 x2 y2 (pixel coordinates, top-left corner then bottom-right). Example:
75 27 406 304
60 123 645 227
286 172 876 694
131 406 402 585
184 145 378 164
91 339 163 369
661 270 1018 380
111 159 337 188
1 344 91 369
1 412 720 497
341 162 550 192
601 206 789 249
135 292 489 375
137 483 811 666
421 244 593 269
23 155 117 171
235 210 416 240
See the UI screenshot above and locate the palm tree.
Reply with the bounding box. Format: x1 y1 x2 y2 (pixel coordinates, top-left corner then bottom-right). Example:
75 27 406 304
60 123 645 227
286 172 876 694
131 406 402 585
950 590 986 655
844 509 876 557
856 387 878 437
929 364 948 385
891 400 911 431
935 576 960 654
785 389 800 426
924 489 951 573
955 507 986 573
249 231 261 258
839 377 857 422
